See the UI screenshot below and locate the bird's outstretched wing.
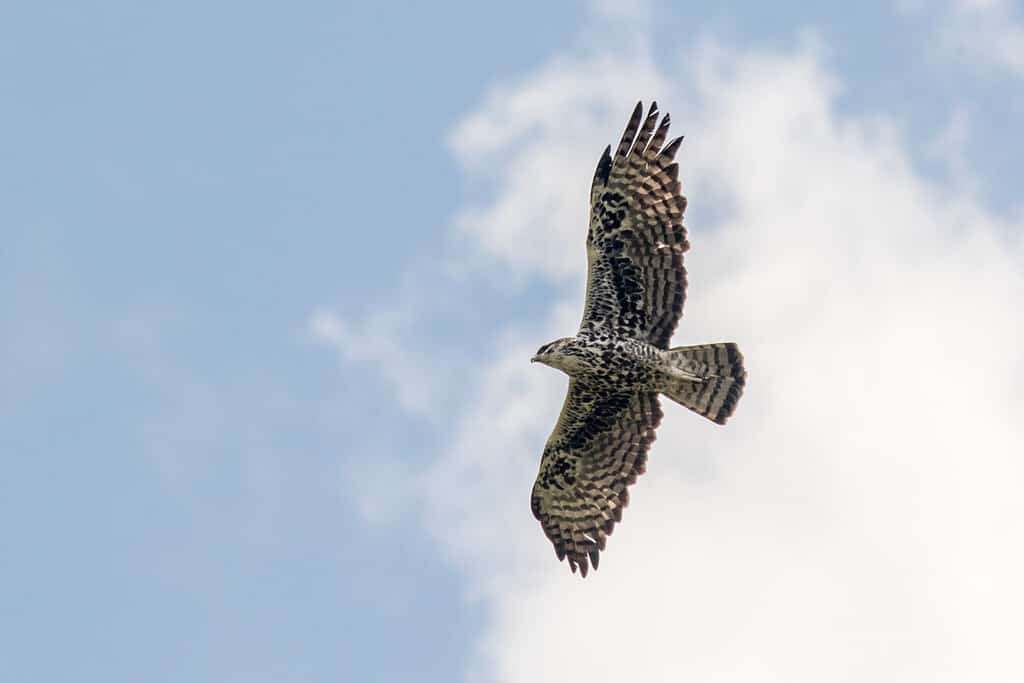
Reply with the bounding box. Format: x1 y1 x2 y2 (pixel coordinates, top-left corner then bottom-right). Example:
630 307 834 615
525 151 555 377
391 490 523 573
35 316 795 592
581 101 689 348
531 381 662 576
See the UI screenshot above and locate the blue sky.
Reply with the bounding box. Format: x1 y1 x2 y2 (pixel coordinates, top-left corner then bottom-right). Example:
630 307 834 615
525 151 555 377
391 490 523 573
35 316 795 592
3 1 1023 681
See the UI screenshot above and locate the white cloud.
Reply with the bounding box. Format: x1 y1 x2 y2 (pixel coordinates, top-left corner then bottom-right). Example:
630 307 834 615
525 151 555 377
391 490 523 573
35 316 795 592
423 22 1024 683
310 2 1024 678
309 308 438 418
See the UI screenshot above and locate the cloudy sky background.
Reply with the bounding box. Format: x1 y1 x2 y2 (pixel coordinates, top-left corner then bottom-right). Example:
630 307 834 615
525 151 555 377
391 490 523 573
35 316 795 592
3 1 1023 681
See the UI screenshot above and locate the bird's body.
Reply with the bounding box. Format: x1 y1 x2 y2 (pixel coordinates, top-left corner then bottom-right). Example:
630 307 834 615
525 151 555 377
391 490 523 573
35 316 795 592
530 101 746 577
534 334 662 387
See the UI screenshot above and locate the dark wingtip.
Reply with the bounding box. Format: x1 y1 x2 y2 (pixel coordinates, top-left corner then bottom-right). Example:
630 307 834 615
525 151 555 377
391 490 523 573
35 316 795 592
593 144 612 186
660 135 684 160
615 103 647 163
629 101 644 124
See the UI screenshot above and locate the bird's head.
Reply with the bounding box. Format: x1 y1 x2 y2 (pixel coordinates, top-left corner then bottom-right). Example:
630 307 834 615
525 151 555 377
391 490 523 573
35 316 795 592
531 337 581 374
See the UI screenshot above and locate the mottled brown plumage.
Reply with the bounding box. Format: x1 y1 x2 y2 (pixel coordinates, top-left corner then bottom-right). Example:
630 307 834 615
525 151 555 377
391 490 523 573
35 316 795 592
530 102 746 577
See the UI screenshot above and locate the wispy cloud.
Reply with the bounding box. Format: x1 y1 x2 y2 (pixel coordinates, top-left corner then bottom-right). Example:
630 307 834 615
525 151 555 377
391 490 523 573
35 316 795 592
948 0 1024 75
908 0 1024 77
308 308 439 419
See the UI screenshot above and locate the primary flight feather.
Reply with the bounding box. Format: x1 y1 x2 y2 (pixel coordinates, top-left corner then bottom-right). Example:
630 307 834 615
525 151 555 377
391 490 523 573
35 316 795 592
530 101 746 577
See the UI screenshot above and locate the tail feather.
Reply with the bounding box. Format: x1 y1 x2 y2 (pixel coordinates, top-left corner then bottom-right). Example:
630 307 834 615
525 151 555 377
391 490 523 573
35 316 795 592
661 343 745 424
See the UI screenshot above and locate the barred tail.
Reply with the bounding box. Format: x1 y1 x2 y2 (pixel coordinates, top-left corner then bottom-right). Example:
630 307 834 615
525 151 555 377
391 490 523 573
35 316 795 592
661 343 746 425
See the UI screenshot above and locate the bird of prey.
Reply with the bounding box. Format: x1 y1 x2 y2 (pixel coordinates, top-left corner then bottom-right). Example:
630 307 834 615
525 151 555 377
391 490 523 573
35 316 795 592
530 101 746 577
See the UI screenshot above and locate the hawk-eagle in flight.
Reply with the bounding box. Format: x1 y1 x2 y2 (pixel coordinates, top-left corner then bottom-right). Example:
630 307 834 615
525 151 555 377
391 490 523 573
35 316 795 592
530 101 746 577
